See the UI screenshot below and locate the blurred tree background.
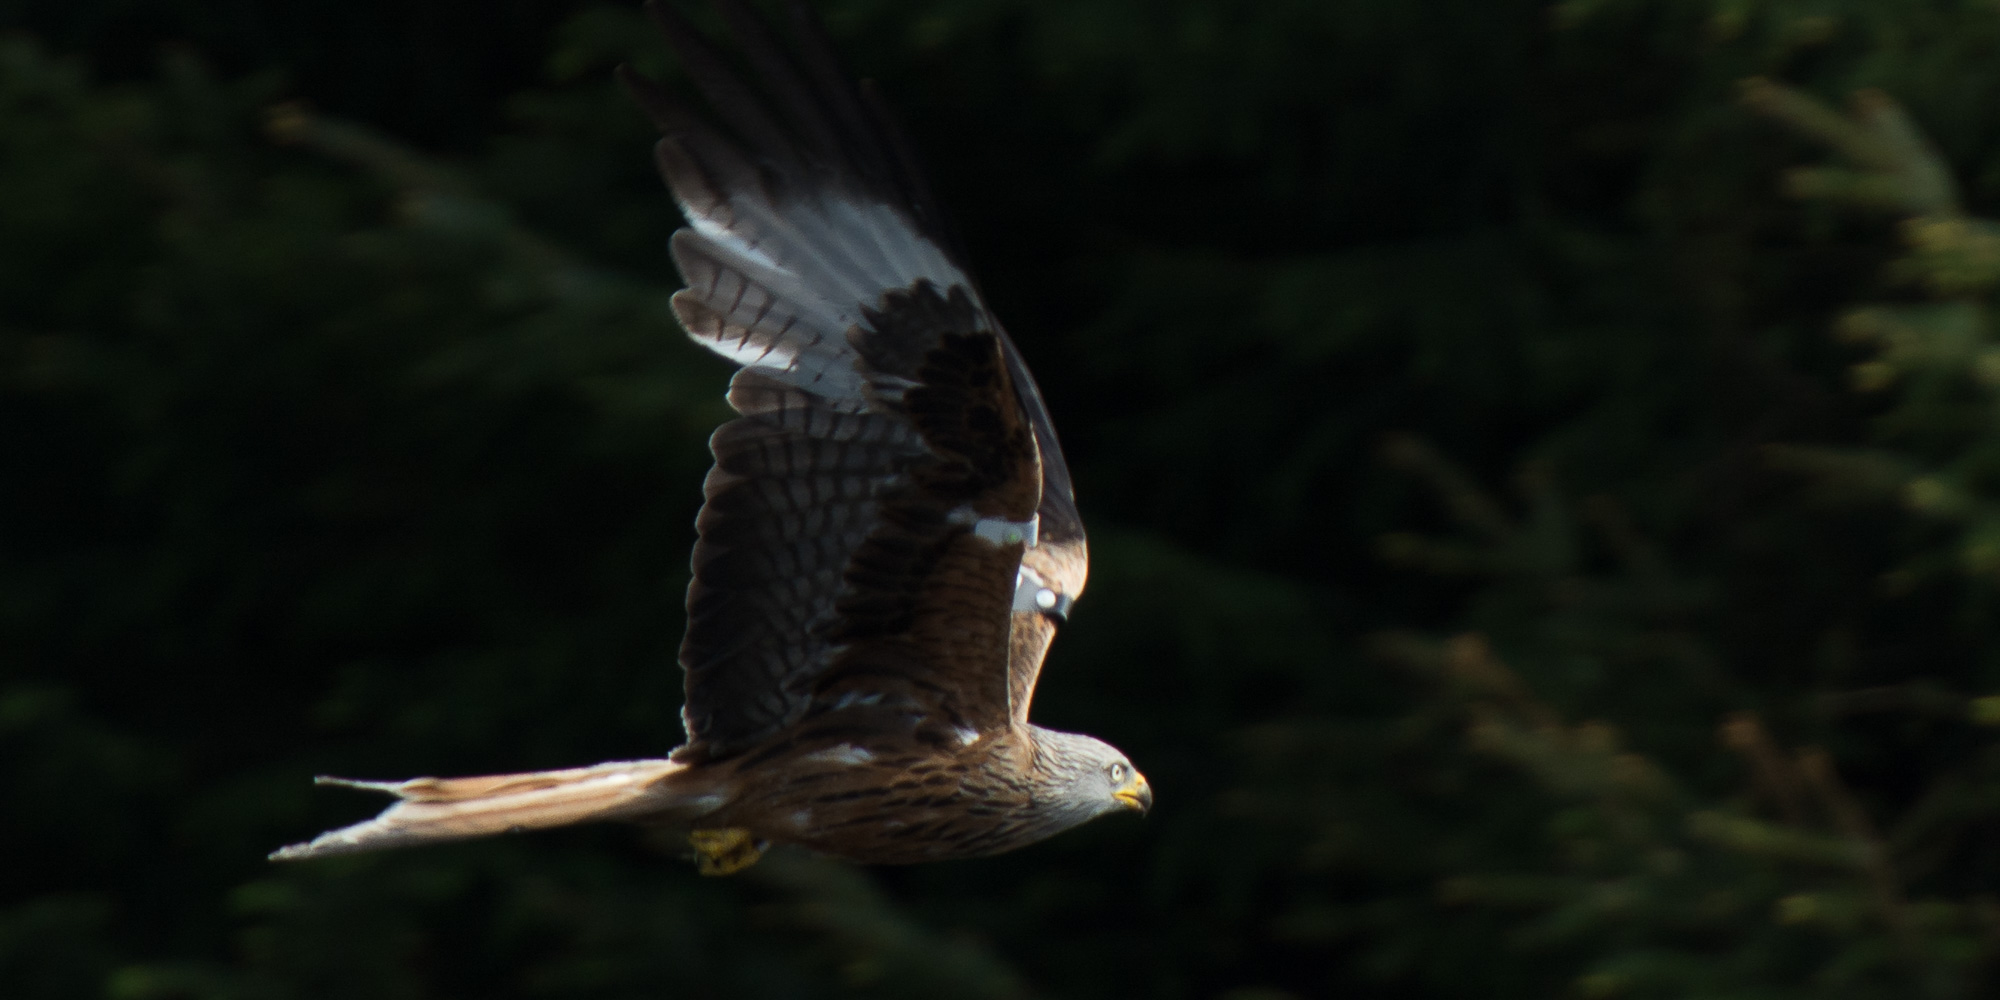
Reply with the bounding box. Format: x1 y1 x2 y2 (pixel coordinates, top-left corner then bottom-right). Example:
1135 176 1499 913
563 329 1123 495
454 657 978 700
6 0 2000 997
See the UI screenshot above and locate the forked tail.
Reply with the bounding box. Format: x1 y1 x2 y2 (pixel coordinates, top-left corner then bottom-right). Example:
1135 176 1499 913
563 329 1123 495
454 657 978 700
270 758 689 860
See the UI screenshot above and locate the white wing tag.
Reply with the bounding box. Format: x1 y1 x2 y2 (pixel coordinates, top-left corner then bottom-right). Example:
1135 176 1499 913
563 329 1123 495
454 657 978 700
1012 564 1073 621
965 513 1038 549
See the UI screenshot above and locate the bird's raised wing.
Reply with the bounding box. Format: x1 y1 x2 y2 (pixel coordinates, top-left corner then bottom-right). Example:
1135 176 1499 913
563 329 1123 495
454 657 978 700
627 0 1086 761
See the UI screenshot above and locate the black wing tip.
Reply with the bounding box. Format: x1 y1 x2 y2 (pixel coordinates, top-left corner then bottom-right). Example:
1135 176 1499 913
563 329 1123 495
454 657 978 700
633 0 965 256
616 61 682 131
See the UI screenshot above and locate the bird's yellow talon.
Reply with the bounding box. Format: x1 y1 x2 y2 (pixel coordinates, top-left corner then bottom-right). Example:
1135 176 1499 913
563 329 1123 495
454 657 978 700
689 828 766 875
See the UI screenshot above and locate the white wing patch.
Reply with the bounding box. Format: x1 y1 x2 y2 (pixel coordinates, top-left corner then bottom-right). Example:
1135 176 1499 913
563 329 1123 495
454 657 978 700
670 187 975 409
685 211 782 271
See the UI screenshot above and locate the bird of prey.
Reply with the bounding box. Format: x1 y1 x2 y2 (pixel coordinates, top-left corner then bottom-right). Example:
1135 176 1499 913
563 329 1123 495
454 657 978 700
272 0 1149 875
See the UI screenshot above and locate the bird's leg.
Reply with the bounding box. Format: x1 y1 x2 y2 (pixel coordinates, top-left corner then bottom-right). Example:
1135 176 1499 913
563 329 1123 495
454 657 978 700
688 828 767 876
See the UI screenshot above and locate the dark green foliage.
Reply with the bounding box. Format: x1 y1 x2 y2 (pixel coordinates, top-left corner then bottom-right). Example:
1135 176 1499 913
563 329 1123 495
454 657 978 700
6 1 2000 997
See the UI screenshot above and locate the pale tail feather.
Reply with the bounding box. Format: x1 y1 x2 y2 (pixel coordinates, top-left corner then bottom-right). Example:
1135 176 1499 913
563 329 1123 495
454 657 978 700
270 758 689 861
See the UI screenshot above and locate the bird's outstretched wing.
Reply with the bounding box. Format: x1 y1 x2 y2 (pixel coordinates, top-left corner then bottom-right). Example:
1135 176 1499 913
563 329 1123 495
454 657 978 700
627 0 1086 762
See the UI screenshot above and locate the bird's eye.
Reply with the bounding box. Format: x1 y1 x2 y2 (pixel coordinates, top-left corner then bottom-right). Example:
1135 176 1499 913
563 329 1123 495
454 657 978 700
1108 762 1127 783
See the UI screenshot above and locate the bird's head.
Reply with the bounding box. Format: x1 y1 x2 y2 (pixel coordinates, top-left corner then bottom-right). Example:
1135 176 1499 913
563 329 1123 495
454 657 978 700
1106 757 1153 815
1033 729 1152 821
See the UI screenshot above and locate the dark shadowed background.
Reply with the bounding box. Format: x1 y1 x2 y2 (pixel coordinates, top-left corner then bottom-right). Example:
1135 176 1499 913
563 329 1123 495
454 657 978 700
6 1 2000 998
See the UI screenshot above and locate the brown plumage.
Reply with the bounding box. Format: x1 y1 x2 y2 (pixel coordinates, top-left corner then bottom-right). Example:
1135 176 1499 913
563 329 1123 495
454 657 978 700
270 0 1149 873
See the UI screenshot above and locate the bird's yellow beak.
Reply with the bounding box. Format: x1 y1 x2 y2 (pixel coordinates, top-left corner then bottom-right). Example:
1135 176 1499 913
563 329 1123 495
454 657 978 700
1113 771 1153 815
